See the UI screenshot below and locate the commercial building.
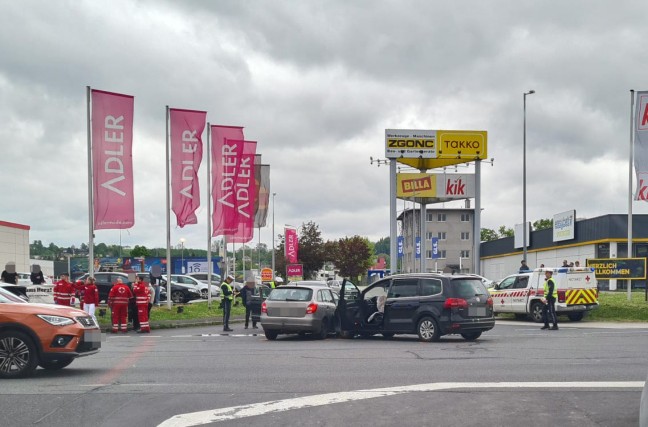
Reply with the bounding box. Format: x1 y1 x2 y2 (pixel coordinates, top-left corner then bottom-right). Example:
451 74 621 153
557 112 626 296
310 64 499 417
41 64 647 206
480 214 648 290
399 206 475 274
0 220 30 272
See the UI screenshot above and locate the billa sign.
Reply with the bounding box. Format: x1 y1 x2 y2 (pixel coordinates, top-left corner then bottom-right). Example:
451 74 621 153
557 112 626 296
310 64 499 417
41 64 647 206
397 173 475 201
586 258 646 280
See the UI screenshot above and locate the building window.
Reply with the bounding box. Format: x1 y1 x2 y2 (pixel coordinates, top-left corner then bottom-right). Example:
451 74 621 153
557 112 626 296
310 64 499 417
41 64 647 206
426 212 435 222
437 232 446 240
461 232 470 240
439 250 446 259
437 213 446 222
461 213 470 222
460 250 470 258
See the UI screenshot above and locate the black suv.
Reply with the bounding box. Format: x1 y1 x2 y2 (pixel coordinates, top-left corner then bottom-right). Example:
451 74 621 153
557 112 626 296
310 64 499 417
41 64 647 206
75 272 132 303
336 273 495 342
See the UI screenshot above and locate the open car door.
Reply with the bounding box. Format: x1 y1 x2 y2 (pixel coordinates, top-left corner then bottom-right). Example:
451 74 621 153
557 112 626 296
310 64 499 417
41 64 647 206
250 285 272 324
335 279 361 337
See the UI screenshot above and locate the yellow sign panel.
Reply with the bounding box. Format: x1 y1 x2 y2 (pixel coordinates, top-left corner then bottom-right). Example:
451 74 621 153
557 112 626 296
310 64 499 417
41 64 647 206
397 173 437 198
436 130 488 159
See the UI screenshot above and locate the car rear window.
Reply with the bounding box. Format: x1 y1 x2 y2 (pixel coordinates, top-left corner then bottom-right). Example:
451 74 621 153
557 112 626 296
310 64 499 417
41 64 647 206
268 288 313 301
451 279 488 298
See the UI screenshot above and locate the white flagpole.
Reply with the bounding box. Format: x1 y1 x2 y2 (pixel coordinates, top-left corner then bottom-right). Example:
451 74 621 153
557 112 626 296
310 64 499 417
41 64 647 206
86 86 95 278
206 122 213 309
165 106 172 309
628 90 635 302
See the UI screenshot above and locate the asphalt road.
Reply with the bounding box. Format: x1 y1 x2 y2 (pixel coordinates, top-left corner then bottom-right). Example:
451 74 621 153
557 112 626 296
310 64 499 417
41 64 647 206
2 320 647 427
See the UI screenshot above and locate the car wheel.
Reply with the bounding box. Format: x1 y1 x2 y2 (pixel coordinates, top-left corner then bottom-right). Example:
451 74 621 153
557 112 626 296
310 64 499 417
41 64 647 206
171 291 184 304
530 301 544 323
460 331 482 341
201 289 208 299
0 331 39 378
417 316 440 342
381 333 395 339
567 312 584 321
39 357 74 370
317 318 329 340
264 330 278 341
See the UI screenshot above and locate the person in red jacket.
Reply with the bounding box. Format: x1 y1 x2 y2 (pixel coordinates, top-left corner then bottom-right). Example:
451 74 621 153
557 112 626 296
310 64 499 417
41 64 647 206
53 273 74 306
74 278 86 310
83 277 100 320
108 278 133 333
132 276 151 333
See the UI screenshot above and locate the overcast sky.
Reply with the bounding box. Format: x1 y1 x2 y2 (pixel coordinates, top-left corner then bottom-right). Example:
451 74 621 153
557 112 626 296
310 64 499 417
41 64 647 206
2 0 647 252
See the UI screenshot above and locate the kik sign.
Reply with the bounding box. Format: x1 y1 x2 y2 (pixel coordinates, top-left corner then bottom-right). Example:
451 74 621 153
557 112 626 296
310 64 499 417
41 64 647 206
396 173 475 200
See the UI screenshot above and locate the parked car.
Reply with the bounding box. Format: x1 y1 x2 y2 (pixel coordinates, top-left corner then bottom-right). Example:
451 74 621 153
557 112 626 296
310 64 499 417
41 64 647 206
158 280 202 304
327 279 351 293
186 272 222 286
336 273 495 342
0 286 101 378
169 274 220 299
75 272 132 303
261 282 338 340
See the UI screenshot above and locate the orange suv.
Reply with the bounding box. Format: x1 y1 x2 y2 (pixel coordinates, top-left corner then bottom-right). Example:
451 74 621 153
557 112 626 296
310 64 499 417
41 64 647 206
0 287 101 378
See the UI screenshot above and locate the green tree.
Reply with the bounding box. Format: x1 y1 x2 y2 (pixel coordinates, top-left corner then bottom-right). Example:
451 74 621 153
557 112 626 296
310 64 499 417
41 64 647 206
533 218 553 230
296 221 325 279
374 237 390 255
480 228 499 242
130 245 151 257
333 236 373 283
498 225 514 238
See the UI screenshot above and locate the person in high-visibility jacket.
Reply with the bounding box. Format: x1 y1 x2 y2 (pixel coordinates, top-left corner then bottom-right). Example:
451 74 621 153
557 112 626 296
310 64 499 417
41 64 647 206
541 270 558 330
220 275 235 332
53 273 75 306
108 278 133 333
132 276 151 333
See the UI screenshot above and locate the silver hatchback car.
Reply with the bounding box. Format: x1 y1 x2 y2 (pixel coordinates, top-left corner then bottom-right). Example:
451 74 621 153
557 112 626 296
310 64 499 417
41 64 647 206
261 282 337 340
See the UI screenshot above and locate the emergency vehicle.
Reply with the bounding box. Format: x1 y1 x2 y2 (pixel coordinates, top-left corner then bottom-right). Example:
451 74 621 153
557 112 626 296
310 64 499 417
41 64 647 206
490 267 598 322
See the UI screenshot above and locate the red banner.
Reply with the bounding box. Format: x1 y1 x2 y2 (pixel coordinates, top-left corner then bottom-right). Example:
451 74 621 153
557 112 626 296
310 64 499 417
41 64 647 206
211 125 244 236
285 226 299 263
91 89 135 230
170 108 206 227
228 141 257 243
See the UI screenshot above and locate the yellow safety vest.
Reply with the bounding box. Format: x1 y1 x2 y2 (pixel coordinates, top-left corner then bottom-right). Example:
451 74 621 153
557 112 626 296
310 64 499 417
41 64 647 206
543 278 558 299
221 282 233 300
269 281 275 289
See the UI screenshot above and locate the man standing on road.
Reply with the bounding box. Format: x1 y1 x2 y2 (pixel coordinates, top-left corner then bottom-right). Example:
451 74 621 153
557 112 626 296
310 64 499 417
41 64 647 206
242 279 258 329
132 276 151 333
53 273 74 306
221 274 235 332
541 270 559 331
108 278 133 333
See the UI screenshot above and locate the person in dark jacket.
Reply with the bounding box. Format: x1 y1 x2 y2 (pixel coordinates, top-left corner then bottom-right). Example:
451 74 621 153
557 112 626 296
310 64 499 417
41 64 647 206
220 275 235 331
241 281 258 329
519 260 531 273
541 270 558 330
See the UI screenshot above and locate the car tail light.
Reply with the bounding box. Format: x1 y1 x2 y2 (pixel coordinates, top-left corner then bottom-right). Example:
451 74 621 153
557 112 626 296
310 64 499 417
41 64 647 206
444 298 468 309
557 290 566 303
487 296 493 307
261 301 267 313
306 303 318 314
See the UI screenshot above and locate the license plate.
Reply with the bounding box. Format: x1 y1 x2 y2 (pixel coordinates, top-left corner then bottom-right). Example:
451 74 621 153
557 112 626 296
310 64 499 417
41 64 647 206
468 307 486 317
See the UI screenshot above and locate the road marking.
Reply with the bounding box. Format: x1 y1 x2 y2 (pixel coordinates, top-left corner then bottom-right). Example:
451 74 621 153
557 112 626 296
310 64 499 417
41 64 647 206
157 381 645 427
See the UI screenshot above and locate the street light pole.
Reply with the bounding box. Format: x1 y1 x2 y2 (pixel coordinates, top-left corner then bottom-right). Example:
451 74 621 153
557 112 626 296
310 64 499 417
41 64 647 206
523 90 535 263
180 238 185 274
271 193 276 276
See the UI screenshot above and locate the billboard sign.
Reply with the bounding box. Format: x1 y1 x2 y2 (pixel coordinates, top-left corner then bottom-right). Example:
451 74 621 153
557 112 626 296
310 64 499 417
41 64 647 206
397 173 475 199
386 129 488 160
586 258 646 280
385 129 436 159
553 210 576 242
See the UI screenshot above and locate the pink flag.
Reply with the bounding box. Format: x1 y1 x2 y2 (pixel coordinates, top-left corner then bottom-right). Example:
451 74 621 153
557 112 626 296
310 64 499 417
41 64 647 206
228 141 258 243
285 226 299 263
211 125 244 236
170 108 207 227
91 89 135 230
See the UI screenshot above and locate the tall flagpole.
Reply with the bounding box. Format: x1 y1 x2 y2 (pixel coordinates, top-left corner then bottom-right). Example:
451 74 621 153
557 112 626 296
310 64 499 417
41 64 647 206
207 122 213 309
165 106 172 309
628 90 635 302
86 86 95 278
